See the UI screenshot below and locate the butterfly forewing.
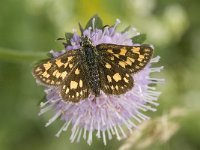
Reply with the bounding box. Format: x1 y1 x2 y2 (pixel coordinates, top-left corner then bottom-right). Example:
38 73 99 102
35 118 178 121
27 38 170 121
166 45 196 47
97 44 153 73
61 64 89 102
99 58 134 95
33 50 79 86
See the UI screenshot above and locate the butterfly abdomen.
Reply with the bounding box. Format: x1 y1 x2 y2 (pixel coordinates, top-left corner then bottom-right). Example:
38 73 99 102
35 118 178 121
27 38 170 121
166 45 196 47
82 46 101 96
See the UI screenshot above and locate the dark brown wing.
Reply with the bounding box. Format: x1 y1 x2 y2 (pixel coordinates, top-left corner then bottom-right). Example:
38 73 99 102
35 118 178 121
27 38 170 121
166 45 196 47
32 50 79 86
98 58 134 95
60 64 90 103
97 43 153 95
97 44 153 73
33 49 90 103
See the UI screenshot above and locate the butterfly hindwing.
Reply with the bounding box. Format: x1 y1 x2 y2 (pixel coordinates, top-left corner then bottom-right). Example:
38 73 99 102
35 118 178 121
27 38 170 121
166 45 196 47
33 50 79 86
99 58 134 95
61 64 89 102
97 44 153 73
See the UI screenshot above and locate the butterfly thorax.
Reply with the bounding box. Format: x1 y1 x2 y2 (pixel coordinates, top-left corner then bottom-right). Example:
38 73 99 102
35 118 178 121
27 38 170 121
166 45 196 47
81 41 101 96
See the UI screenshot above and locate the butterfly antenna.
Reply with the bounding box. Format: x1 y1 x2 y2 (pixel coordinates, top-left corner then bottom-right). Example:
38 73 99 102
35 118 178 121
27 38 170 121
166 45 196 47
78 22 84 36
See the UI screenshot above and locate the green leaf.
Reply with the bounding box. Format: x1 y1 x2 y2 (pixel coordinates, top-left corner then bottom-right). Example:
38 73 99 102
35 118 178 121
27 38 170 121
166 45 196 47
121 25 131 33
85 14 103 30
131 33 147 44
78 22 84 35
65 32 73 41
64 32 73 45
56 37 65 41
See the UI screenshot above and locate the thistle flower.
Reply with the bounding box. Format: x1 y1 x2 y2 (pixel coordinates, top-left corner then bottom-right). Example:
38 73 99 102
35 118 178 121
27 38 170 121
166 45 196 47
36 16 164 145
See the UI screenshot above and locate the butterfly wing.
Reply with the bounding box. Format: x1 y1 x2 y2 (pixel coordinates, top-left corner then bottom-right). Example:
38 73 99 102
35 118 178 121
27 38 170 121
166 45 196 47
97 44 153 95
99 59 134 95
97 44 153 73
33 50 79 86
33 49 90 103
60 64 90 103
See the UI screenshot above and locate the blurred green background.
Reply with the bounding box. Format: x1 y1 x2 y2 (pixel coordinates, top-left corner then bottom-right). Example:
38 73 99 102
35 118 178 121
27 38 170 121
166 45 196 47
0 0 200 150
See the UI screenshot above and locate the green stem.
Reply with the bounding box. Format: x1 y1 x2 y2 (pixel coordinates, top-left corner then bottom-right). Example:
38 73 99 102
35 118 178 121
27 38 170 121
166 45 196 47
0 47 47 63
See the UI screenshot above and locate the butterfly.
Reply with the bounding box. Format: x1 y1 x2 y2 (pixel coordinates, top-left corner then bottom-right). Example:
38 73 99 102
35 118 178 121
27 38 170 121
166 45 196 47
33 36 153 103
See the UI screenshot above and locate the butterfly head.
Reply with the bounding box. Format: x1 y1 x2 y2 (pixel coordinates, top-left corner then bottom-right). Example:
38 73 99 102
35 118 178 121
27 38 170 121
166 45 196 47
80 36 93 47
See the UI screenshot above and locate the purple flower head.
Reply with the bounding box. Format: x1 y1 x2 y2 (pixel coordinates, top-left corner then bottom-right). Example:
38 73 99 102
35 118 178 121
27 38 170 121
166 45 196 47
38 17 164 145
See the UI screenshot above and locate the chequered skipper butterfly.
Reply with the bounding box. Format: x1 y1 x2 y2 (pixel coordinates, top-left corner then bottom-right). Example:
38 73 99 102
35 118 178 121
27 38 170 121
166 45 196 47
33 36 153 103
